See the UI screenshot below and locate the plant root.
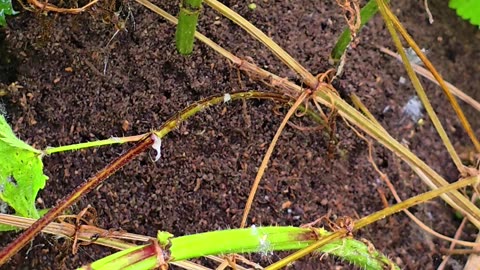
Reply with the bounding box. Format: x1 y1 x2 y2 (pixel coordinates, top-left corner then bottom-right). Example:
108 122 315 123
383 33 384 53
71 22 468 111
301 211 355 237
26 0 98 14
335 0 361 46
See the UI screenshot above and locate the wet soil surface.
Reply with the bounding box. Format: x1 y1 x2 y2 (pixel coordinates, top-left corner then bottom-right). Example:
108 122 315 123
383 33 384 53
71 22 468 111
1 0 479 269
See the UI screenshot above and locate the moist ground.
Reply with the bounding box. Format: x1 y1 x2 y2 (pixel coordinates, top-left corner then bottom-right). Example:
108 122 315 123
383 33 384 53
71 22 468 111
0 0 479 269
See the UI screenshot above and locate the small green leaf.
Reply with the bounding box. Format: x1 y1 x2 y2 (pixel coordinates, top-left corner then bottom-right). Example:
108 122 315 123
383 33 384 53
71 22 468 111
157 231 174 245
449 0 480 26
0 0 18 27
0 115 48 230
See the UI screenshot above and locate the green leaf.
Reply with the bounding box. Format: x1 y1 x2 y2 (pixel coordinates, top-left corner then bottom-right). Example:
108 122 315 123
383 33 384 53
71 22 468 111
0 115 48 231
449 0 480 27
0 117 40 153
0 0 18 27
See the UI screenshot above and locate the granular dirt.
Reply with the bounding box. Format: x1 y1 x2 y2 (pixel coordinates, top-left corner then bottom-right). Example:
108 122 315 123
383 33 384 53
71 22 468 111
0 0 479 269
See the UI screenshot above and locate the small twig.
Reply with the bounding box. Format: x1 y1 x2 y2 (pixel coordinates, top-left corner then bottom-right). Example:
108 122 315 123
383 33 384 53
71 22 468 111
423 0 434 24
439 248 480 255
437 204 471 270
27 0 98 14
240 90 310 228
378 46 480 112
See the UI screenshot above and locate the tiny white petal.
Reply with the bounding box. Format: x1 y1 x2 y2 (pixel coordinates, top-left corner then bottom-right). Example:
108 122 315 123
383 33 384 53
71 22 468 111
151 134 162 162
223 93 231 103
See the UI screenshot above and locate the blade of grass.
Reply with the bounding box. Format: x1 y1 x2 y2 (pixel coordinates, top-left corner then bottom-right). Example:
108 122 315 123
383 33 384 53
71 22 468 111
380 1 480 153
176 0 203 55
265 175 479 269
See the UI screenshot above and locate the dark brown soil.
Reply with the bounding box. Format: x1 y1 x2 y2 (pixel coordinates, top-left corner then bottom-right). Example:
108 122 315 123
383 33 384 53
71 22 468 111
1 0 479 269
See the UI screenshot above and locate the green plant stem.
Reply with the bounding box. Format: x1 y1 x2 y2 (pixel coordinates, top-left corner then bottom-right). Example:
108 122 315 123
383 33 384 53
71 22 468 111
176 0 203 55
43 135 145 155
265 175 479 269
80 227 398 270
330 0 390 63
41 91 326 155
